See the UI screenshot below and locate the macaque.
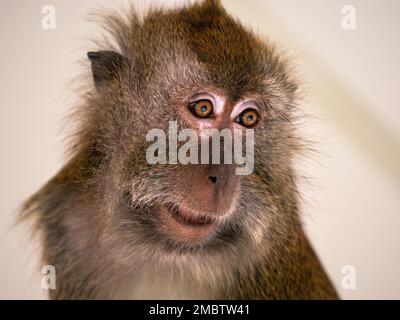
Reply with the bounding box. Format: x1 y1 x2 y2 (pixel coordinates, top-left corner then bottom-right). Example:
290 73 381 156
22 0 338 299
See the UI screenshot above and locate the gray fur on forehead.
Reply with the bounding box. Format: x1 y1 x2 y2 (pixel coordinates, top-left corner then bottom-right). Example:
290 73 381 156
98 0 296 97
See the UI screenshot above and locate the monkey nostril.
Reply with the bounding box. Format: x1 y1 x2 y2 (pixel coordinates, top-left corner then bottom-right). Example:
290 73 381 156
209 176 217 184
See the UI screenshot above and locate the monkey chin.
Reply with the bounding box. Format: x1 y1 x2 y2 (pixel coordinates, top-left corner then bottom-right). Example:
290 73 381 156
159 204 221 244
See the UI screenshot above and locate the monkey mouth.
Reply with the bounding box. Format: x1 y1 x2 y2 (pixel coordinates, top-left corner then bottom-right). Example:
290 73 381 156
169 205 215 226
159 204 219 243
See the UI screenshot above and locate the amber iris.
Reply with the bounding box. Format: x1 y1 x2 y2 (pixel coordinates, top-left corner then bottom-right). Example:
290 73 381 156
189 99 213 118
237 109 258 128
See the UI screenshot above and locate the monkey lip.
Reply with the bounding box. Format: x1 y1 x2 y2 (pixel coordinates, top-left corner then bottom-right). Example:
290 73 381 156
169 205 215 226
159 204 218 242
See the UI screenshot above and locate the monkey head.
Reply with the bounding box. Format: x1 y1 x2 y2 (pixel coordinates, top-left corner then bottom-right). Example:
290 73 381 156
83 0 300 253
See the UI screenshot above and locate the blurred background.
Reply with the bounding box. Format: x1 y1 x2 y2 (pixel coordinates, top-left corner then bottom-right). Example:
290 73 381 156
0 0 399 299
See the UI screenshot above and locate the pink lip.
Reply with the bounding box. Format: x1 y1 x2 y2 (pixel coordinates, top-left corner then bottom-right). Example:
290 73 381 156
168 205 216 226
159 204 219 243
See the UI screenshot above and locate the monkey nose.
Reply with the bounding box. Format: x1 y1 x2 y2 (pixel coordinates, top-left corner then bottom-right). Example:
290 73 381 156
206 164 233 187
208 176 217 184
189 164 239 216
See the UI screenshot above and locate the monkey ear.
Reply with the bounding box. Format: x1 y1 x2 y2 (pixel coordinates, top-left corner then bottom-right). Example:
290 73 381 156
87 50 128 89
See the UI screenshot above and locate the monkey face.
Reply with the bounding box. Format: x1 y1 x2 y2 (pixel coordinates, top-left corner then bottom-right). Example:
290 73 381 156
120 96 294 249
122 92 253 246
85 0 300 253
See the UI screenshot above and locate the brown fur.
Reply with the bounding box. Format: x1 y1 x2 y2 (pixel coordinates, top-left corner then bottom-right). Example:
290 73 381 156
21 0 338 299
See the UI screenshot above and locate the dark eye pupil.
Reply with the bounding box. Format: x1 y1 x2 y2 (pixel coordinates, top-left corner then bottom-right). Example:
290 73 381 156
247 114 254 121
200 105 208 113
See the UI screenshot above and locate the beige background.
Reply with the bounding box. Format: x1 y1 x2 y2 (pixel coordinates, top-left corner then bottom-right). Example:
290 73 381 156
0 0 399 299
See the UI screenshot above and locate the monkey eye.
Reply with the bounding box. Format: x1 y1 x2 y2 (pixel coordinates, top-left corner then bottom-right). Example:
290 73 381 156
188 99 213 118
236 109 259 128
